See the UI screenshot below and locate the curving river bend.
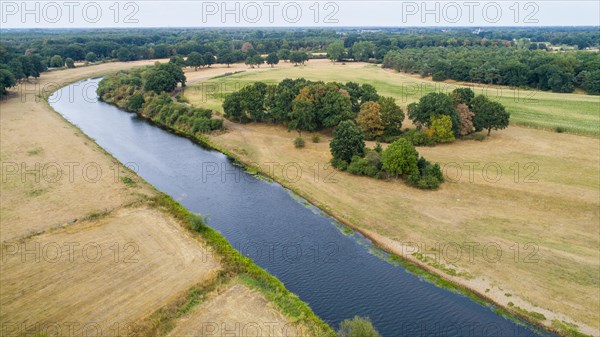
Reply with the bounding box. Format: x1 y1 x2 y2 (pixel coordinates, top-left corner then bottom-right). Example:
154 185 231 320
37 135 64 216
49 78 554 337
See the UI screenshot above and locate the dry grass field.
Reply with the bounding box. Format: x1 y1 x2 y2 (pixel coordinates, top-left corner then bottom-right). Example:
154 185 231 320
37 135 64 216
181 60 600 335
1 206 221 335
168 282 299 337
0 62 320 337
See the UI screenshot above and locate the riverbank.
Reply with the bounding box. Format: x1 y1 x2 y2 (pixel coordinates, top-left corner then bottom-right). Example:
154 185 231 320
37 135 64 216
203 121 598 337
177 61 598 337
0 62 333 337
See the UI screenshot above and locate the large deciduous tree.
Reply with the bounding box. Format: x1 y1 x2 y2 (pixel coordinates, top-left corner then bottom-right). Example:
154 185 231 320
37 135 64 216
356 101 384 140
381 138 419 178
472 95 510 136
330 120 365 163
408 92 460 135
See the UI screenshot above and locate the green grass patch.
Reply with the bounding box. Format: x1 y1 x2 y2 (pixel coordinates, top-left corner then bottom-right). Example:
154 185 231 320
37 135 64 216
552 320 593 337
121 176 136 187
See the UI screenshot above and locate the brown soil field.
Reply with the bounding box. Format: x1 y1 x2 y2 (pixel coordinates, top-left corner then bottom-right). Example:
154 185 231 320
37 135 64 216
206 121 600 335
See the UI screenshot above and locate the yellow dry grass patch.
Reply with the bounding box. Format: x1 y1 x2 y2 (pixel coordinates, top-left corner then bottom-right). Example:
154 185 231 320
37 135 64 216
1 206 220 336
168 283 296 337
206 121 600 334
0 60 164 241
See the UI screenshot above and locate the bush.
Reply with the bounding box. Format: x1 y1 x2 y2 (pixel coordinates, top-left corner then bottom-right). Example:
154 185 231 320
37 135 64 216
374 142 383 153
312 134 320 143
338 316 382 337
555 126 566 133
472 133 486 141
406 157 444 189
188 213 205 231
400 129 436 146
347 155 380 177
294 137 305 148
376 134 401 144
331 157 348 171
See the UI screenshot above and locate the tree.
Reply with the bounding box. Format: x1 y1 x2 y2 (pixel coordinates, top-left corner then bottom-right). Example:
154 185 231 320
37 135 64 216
241 42 254 52
65 58 75 68
85 52 97 63
582 69 600 95
289 87 317 135
427 115 455 143
381 138 419 178
0 68 17 96
203 52 215 67
218 50 235 67
338 317 382 337
408 92 460 135
456 103 475 136
186 52 205 70
351 41 375 62
144 70 177 93
327 41 345 62
126 93 145 112
450 88 475 106
330 120 365 163
290 51 309 65
169 55 186 67
116 48 132 62
277 48 291 62
379 96 404 136
266 53 279 67
356 101 384 140
49 55 64 68
472 95 510 136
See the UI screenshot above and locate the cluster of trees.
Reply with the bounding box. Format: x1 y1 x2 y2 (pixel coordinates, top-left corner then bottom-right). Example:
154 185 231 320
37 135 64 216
97 62 222 134
383 47 600 94
0 52 46 96
330 121 444 189
222 78 404 138
408 88 510 139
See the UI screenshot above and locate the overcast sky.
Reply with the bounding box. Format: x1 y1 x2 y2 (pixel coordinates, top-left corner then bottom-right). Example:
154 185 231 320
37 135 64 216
1 1 599 28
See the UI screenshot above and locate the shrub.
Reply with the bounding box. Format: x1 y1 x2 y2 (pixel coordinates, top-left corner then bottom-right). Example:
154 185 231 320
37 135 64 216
400 129 436 146
338 316 382 337
555 126 566 133
347 155 380 177
294 137 305 148
188 213 205 231
406 157 444 189
473 133 486 141
331 157 348 171
374 142 383 153
312 134 320 143
126 93 145 112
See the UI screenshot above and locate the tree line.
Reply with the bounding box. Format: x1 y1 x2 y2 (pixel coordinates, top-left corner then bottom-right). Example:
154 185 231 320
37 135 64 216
2 27 598 95
383 47 600 94
97 62 223 134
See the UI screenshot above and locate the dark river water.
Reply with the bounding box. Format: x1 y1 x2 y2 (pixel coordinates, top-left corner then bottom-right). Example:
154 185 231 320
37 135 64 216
49 78 553 337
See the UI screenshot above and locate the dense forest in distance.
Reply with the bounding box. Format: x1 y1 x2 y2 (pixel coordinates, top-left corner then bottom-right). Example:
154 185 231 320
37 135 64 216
1 27 599 95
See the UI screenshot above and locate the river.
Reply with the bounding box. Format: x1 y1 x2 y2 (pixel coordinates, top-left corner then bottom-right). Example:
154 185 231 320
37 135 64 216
49 78 553 337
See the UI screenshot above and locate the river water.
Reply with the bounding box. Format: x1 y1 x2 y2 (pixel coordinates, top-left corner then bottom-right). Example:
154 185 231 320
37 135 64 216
49 78 553 337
